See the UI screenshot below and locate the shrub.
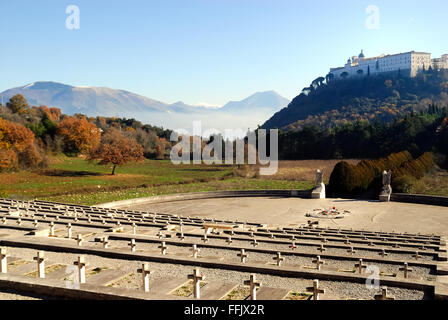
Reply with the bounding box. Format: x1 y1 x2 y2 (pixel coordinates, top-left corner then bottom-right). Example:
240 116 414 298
391 175 417 193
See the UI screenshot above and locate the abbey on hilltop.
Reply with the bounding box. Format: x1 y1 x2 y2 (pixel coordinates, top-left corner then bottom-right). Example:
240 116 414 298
329 50 448 80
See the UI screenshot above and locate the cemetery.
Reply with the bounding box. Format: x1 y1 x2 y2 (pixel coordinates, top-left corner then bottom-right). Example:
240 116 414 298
0 170 448 300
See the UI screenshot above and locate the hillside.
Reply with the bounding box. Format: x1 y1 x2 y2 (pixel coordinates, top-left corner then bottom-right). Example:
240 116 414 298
263 69 448 130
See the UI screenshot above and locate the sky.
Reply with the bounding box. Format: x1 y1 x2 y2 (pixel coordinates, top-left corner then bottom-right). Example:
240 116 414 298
1 0 447 106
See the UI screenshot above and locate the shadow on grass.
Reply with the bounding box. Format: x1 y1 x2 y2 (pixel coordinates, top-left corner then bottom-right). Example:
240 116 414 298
39 169 105 177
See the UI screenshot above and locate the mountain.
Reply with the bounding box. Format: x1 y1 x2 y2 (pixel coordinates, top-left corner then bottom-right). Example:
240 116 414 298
263 70 448 131
1 81 169 116
1 81 290 131
220 91 290 114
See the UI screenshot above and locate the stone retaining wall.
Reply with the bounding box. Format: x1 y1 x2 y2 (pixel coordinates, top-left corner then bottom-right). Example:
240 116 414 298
391 193 448 207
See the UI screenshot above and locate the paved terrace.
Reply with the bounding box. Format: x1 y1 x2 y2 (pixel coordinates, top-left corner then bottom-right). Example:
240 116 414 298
110 197 448 236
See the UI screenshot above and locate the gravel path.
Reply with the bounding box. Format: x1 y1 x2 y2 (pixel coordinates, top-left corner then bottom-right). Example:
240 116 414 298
3 246 429 300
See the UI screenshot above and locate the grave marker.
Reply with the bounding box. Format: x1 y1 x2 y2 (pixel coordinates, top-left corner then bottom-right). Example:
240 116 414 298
158 241 167 255
77 234 83 246
244 274 262 301
191 245 200 259
238 249 248 263
317 244 326 253
306 279 325 300
33 251 45 279
273 252 284 267
74 256 86 284
374 286 394 300
137 263 151 292
399 262 413 279
66 223 72 239
129 239 137 252
355 259 367 274
312 256 324 270
0 248 7 273
49 222 55 237
188 269 205 299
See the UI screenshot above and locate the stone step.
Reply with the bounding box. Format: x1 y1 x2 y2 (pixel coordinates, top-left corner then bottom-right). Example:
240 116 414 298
199 282 237 300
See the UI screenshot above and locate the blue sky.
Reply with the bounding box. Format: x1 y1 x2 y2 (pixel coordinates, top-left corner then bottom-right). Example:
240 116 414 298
1 0 447 106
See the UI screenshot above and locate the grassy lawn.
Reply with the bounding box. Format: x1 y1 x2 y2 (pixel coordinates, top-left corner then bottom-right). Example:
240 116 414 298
2 155 445 206
0 155 314 206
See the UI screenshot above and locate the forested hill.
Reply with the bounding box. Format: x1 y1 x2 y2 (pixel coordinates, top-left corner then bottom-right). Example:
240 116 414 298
263 69 448 130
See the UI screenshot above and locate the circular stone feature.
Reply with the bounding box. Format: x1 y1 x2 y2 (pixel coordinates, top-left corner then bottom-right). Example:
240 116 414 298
306 207 349 219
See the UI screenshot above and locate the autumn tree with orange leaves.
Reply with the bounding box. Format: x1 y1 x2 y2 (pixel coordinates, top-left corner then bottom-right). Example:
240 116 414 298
88 128 144 175
57 117 101 155
0 118 43 171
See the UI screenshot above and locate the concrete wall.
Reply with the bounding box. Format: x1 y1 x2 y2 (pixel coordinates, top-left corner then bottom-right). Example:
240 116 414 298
391 193 448 207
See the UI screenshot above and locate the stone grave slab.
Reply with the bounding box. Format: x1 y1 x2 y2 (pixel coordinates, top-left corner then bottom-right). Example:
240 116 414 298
199 282 237 300
152 278 190 295
86 268 130 286
255 287 289 300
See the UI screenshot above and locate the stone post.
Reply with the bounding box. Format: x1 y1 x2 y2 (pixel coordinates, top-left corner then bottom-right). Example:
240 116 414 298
311 170 326 199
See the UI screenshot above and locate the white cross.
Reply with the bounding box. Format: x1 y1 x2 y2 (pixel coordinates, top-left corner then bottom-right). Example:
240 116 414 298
0 248 7 274
289 241 297 250
399 262 413 278
33 251 45 279
137 263 151 292
355 259 367 274
226 237 233 245
74 256 86 284
188 269 205 299
347 246 356 255
33 220 39 228
157 231 164 239
251 239 258 247
238 249 248 263
102 237 109 249
374 286 394 300
49 222 55 237
66 223 72 239
179 232 185 241
158 241 167 255
201 234 208 243
244 274 262 301
413 251 421 260
306 279 325 300
16 218 21 226
77 234 83 246
129 239 137 252
132 223 137 235
1 217 6 225
317 244 326 252
273 252 284 267
313 256 324 270
191 245 200 259
379 249 388 258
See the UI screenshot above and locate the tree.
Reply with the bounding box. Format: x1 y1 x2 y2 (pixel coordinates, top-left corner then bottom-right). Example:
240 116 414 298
0 118 43 171
357 69 364 76
88 128 144 175
6 94 30 115
340 72 349 79
57 117 101 155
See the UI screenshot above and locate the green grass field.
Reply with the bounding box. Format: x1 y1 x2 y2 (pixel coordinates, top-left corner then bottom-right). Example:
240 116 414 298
0 156 313 205
1 156 446 206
